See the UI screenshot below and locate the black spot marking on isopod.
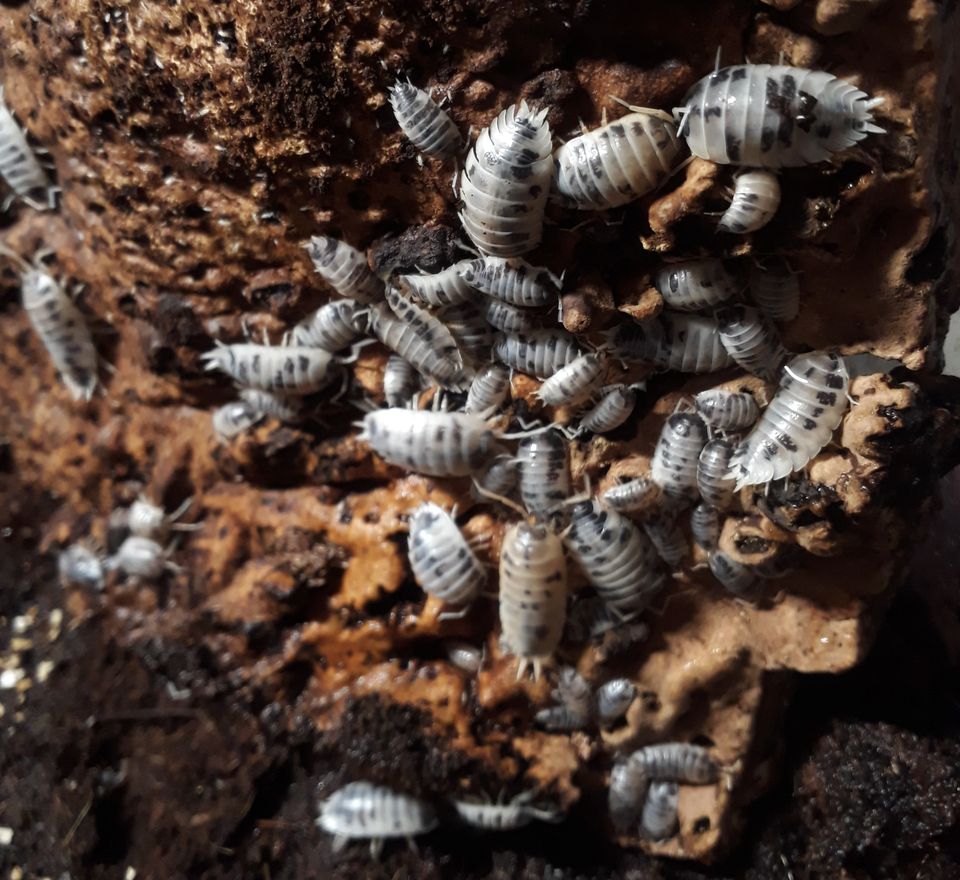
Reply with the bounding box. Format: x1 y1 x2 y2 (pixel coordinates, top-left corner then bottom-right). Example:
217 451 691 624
610 124 626 139
816 122 832 139
817 391 838 406
704 105 723 120
826 372 845 389
731 67 747 81
709 67 731 84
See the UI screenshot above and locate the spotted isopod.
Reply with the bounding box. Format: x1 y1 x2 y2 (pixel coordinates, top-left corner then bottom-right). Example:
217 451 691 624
239 388 303 423
388 80 462 159
290 298 367 351
537 352 607 408
716 304 789 381
552 108 682 210
408 502 487 610
399 260 477 307
212 400 262 438
368 301 466 390
676 63 884 167
694 389 760 433
458 101 553 257
630 742 719 784
383 354 423 407
465 363 511 415
535 666 593 731
578 384 638 435
749 258 800 322
440 302 495 370
650 412 709 502
360 408 500 477
517 428 571 523
609 758 650 831
459 256 560 308
58 543 105 590
719 170 781 234
653 259 739 312
564 499 666 617
728 351 849 489
478 295 542 334
609 312 734 374
601 476 658 513
641 781 680 841
304 235 383 303
709 550 761 598
498 521 567 680
697 438 737 509
473 455 520 501
316 781 438 857
493 328 583 379
597 678 637 725
690 503 720 551
452 794 561 830
201 342 335 394
0 86 54 210
642 513 688 568
108 535 178 581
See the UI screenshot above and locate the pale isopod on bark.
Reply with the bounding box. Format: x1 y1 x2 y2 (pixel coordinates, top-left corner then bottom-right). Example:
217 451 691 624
201 342 335 394
694 389 760 433
304 235 383 303
0 86 55 210
630 742 719 784
578 385 638 435
108 535 178 581
597 678 637 725
650 413 709 502
440 302 495 371
535 665 593 731
478 295 542 333
212 400 262 438
465 363 511 415
690 502 721 551
697 438 738 509
641 781 680 841
653 259 739 312
608 313 734 374
383 354 423 407
716 304 790 381
537 352 607 408
601 476 658 513
290 298 367 351
643 513 689 568
517 428 571 524
459 256 560 308
388 80 462 159
709 550 762 598
749 258 800 322
398 260 477 307
493 328 584 379
719 170 781 233
452 793 561 830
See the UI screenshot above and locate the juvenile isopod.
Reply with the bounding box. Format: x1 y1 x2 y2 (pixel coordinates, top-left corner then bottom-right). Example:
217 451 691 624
642 512 688 568
641 781 680 841
650 412 709 502
202 342 335 394
716 305 789 381
535 666 593 731
597 678 637 726
653 259 738 312
676 63 885 167
239 388 303 423
316 781 438 857
517 428 571 523
459 256 560 308
609 759 650 831
536 352 607 408
127 496 196 540
304 235 383 303
578 385 638 435
601 476 658 513
630 742 719 784
552 107 682 210
694 389 760 433
383 354 422 407
388 80 462 159
290 298 367 351
108 536 179 581
360 408 500 477
458 101 553 257
749 258 800 322
728 351 849 489
565 596 637 641
58 543 105 590
399 260 477 307
719 170 781 234
408 502 487 611
465 363 511 415
564 499 666 617
493 328 584 379
440 302 495 370
498 521 567 680
212 400 262 438
452 793 561 830
0 86 54 210
690 503 720 551
478 295 542 333
697 438 737 509
446 641 484 673
709 550 761 598
609 312 734 374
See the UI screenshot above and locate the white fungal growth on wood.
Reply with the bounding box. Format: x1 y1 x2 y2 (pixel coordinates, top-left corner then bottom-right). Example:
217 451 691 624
719 170 781 234
303 235 383 303
388 80 462 159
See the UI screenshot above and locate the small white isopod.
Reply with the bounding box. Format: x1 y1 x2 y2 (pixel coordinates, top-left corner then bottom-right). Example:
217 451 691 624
465 363 511 416
650 412 709 502
694 389 760 433
630 742 719 784
478 295 542 333
388 80 462 159
201 342 335 394
517 428 571 523
709 550 762 598
749 258 800 322
535 666 593 731
608 312 734 374
601 476 658 513
716 304 790 381
459 256 560 308
641 781 680 841
690 502 720 551
578 384 638 435
536 352 607 408
440 302 495 370
446 641 484 673
398 259 477 307
303 235 383 303
597 678 637 726
239 388 303 423
0 86 55 210
719 170 781 234
383 354 423 407
493 328 583 379
290 298 367 351
58 543 105 590
212 400 263 438
643 513 688 568
697 438 737 509
108 535 179 581
452 793 561 830
653 259 739 312
127 495 197 540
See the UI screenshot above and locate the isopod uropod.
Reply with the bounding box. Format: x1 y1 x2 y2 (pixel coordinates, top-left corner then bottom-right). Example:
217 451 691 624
719 170 781 234
650 413 710 502
388 80 462 159
653 259 739 312
0 86 54 210
304 235 384 303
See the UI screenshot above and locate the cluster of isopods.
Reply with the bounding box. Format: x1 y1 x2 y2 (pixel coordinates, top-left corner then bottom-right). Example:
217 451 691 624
32 57 883 857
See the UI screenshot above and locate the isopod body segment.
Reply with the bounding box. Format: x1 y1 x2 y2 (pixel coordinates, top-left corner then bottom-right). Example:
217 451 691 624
517 428 571 523
304 236 383 303
201 343 335 394
388 80 462 159
0 86 54 210
719 170 781 234
493 328 584 379
650 413 709 502
653 259 738 312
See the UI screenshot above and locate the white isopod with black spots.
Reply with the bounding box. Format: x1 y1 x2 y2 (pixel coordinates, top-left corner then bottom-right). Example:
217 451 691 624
690 502 721 551
552 108 682 210
609 758 650 832
212 400 262 438
697 438 738 509
479 295 542 333
290 298 367 351
578 385 638 435
452 794 561 830
694 389 760 433
388 80 462 159
537 352 607 408
641 781 680 841
399 260 477 307
383 354 423 407
201 342 335 394
408 502 487 610
643 513 688 568
360 408 500 477
58 543 106 590
676 63 884 167
653 259 739 312
517 428 571 523
716 304 789 381
749 258 800 322
0 86 54 210
127 496 196 540
465 363 511 415
440 302 495 370
459 256 560 308
535 666 593 731
728 351 849 489
709 550 762 598
317 781 438 857
239 388 303 423
597 678 637 725
608 312 734 374
601 476 659 513
630 742 719 784
498 521 567 680
458 101 553 257
650 412 709 502
719 170 781 234
304 235 383 303
493 328 583 379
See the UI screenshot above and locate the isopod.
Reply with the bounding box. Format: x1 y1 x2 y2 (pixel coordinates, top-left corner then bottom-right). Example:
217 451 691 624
360 409 500 477
465 363 511 416
498 521 567 680
749 258 800 322
535 666 593 731
697 438 737 509
609 312 734 374
552 107 682 210
473 455 520 501
58 543 105 590
517 428 571 523
536 352 607 408
630 742 719 784
440 302 495 370
564 499 666 616
239 388 303 423
108 536 178 581
601 476 658 513
676 63 884 167
446 641 484 673
493 328 583 379
642 513 688 568
127 496 196 540
399 260 477 307
201 342 335 394
578 385 638 435
304 235 383 303
641 781 680 841
316 781 438 857
0 86 54 210
597 678 637 725
719 170 780 233
650 413 709 502
716 305 789 381
690 503 720 551
727 351 849 489
609 759 650 831
709 550 761 598
452 793 561 830
408 502 487 610
653 259 738 312
478 295 542 333
458 101 553 257
290 298 367 351
459 256 560 308
694 389 760 433
383 354 422 407
388 80 462 159
565 596 635 641
212 400 262 438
